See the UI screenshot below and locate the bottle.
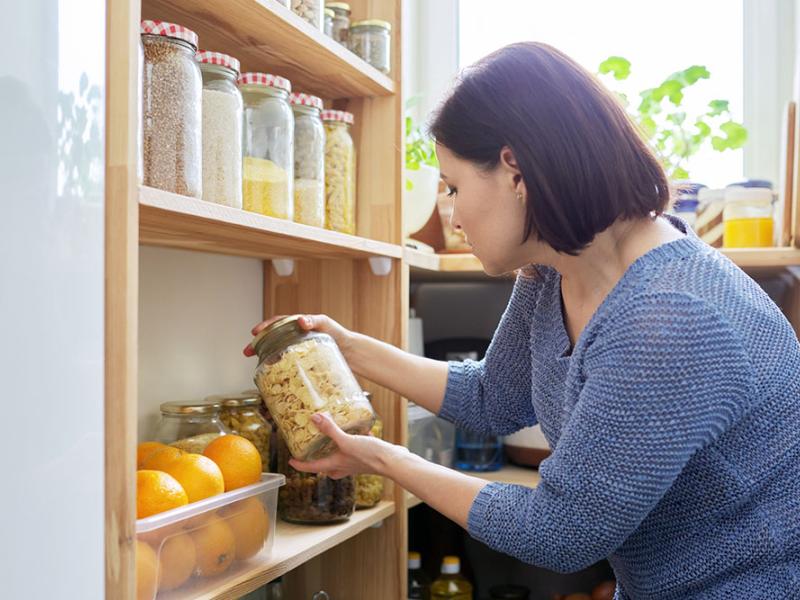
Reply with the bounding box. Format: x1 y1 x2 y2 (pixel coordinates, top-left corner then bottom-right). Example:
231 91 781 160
408 551 431 599
431 556 473 600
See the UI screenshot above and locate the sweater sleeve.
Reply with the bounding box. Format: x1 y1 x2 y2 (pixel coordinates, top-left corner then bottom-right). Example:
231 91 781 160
464 292 756 572
438 273 544 436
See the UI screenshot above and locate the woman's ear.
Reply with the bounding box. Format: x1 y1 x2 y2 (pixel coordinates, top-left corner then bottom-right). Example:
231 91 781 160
500 146 525 193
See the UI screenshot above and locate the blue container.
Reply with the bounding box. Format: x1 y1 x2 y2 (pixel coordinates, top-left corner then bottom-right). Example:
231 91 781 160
455 429 504 472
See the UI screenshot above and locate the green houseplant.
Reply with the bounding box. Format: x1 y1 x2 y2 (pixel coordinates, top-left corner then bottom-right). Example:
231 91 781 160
403 108 440 238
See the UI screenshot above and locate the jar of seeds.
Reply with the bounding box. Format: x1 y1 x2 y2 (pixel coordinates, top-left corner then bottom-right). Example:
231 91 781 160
240 72 294 219
322 110 356 234
326 3 351 45
291 93 326 227
216 393 271 471
140 20 202 197
197 51 243 209
291 0 323 30
349 20 391 75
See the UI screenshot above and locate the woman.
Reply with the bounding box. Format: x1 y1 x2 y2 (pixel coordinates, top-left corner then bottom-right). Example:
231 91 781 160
246 43 800 598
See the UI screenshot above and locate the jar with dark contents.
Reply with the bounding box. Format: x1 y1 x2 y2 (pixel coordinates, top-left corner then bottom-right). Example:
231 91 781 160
276 433 355 524
215 393 270 472
140 20 202 197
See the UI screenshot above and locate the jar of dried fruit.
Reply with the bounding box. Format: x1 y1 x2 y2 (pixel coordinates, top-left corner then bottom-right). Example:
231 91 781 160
355 398 384 509
251 315 375 462
276 433 355 524
140 20 202 197
155 400 229 452
291 93 326 227
322 110 356 234
216 393 270 471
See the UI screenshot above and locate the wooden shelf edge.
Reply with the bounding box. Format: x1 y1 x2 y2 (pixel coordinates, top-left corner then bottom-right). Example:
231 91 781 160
139 186 402 261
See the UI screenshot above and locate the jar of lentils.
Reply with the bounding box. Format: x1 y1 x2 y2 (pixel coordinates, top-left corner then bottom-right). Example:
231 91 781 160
291 93 326 227
216 393 270 471
197 51 243 209
322 110 356 234
326 2 351 45
291 0 323 29
349 20 391 75
240 72 294 220
140 20 202 197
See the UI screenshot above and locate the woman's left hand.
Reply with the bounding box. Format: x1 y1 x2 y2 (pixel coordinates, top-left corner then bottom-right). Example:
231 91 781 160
289 412 398 479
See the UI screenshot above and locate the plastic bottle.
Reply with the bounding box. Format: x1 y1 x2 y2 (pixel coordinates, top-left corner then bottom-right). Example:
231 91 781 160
431 556 473 600
408 551 431 599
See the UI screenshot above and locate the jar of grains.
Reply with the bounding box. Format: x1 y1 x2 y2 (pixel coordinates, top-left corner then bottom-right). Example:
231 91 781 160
291 93 326 227
324 8 334 37
349 20 391 75
291 0 323 29
197 51 243 209
322 110 356 234
326 3 351 45
140 20 202 197
240 72 294 219
215 392 270 471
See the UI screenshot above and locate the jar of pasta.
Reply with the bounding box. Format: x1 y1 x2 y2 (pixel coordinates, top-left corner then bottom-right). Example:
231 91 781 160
322 110 356 234
355 398 384 509
291 93 326 227
349 20 391 75
155 400 229 452
276 433 355 524
216 392 271 471
251 315 375 462
240 72 294 219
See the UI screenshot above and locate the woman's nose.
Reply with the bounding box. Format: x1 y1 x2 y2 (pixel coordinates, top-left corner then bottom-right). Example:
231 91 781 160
450 203 462 231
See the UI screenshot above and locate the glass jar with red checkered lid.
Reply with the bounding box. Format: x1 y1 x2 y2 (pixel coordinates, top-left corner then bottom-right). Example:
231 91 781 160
290 93 325 227
322 110 356 234
239 72 295 220
140 20 202 198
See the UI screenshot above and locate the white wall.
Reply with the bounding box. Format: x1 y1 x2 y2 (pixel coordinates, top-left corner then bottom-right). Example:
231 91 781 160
138 247 264 440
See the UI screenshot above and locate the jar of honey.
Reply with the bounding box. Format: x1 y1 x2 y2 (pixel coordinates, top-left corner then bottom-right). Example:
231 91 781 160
723 187 775 248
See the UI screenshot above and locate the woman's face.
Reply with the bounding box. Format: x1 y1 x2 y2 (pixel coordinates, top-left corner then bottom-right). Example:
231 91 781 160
436 144 542 275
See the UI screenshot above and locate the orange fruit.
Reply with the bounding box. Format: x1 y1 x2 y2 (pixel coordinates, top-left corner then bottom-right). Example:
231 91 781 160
137 470 189 519
203 434 262 491
136 540 158 600
157 532 196 591
190 515 236 577
137 441 168 468
220 497 270 560
162 453 225 503
141 446 185 471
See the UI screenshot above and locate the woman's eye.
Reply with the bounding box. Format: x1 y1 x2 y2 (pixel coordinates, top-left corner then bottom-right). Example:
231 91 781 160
446 187 457 198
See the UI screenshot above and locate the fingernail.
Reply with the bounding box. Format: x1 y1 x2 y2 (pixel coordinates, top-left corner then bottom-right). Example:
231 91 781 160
312 413 322 424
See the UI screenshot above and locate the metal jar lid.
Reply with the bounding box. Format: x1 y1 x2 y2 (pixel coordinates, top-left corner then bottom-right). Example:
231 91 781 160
350 19 391 32
251 315 308 358
206 392 262 409
160 400 222 415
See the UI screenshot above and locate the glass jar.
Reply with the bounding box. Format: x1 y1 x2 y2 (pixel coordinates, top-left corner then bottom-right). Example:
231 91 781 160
215 393 270 471
240 72 295 219
355 406 384 509
155 400 229 452
326 2 351 45
276 433 355 524
251 315 375 461
140 20 202 197
324 8 334 37
197 51 243 209
349 20 391 75
137 37 144 185
455 429 503 472
723 187 775 248
291 0 323 29
322 110 356 234
291 93 326 227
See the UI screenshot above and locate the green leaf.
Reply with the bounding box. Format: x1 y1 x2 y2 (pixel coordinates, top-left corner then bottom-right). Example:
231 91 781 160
717 120 748 149
679 65 710 85
655 80 684 105
405 178 414 191
707 99 729 117
694 120 711 137
598 56 631 80
672 166 690 180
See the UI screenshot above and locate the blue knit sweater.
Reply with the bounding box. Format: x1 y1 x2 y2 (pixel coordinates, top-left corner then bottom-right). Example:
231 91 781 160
439 220 800 599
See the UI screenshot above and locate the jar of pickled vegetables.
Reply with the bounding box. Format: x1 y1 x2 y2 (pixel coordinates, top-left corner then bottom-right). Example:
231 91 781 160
155 400 229 452
240 72 294 219
291 93 326 227
322 110 356 234
355 401 384 509
723 187 775 248
216 393 270 471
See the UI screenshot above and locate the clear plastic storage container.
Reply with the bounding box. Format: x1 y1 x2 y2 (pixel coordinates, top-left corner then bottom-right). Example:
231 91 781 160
291 0 323 29
135 473 284 599
216 393 271 472
322 110 356 234
251 315 375 461
240 72 294 219
326 2 351 45
197 51 243 209
155 400 229 452
408 402 455 467
349 19 391 74
291 93 326 227
140 20 202 197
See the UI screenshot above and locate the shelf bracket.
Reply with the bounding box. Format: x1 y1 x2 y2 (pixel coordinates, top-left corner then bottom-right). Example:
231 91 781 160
272 258 296 277
368 256 393 276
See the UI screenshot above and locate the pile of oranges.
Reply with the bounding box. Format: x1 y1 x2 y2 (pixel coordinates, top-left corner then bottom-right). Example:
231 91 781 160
135 435 267 600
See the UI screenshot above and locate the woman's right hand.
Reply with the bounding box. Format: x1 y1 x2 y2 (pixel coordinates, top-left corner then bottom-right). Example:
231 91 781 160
243 314 356 359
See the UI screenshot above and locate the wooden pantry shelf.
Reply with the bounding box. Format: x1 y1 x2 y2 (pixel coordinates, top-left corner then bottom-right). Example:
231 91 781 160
162 501 395 600
141 0 395 99
139 186 403 261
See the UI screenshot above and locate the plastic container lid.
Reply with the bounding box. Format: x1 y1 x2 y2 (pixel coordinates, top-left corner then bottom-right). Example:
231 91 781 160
196 50 241 75
290 93 324 111
408 551 422 569
239 72 292 93
350 19 392 31
160 400 221 415
441 556 460 574
140 20 199 49
726 179 773 189
321 109 354 124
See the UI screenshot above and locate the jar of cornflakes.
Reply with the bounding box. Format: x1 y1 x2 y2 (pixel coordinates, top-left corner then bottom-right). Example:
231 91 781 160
355 398 384 509
251 315 375 462
215 393 270 471
322 110 356 234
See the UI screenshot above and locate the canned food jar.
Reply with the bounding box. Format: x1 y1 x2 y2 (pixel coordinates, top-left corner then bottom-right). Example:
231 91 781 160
291 93 326 227
155 400 229 452
349 19 391 74
215 392 271 471
723 187 775 248
240 72 295 219
326 2 351 45
251 315 375 461
322 110 356 234
355 405 384 509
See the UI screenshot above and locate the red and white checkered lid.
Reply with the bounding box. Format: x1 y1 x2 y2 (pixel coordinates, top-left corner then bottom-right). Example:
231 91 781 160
196 51 241 75
140 20 199 49
290 93 324 111
238 72 292 93
321 110 354 125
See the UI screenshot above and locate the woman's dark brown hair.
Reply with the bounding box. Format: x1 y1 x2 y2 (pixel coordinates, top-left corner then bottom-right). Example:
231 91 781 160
430 42 670 255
